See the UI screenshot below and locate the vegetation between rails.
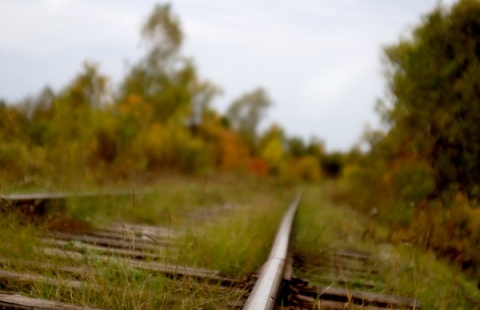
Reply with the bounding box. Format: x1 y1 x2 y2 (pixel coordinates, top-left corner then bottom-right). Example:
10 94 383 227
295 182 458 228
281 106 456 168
0 177 294 309
293 184 480 309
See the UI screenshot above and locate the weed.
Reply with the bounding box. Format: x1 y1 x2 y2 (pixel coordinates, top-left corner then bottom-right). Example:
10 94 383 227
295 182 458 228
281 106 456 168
294 184 480 309
0 176 292 308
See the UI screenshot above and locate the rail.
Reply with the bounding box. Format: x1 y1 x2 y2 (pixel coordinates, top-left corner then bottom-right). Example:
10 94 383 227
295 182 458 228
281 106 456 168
243 192 301 310
0 190 137 202
243 192 420 310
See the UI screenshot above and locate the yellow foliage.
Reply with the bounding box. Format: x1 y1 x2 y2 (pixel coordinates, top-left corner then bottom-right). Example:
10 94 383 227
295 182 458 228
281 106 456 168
260 137 284 173
119 94 143 114
146 123 164 157
283 156 321 182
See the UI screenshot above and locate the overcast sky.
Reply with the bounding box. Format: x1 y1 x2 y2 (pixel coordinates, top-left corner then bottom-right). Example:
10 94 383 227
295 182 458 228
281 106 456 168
0 0 456 151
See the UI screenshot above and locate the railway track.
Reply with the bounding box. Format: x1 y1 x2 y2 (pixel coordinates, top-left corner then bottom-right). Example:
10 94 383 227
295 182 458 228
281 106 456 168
0 191 420 309
0 222 250 309
243 194 419 310
0 192 252 309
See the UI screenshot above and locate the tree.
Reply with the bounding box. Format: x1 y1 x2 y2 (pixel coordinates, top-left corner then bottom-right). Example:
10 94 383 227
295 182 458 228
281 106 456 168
119 4 183 121
258 124 285 174
380 0 480 200
64 62 110 109
0 100 24 142
226 88 272 152
18 86 56 146
119 4 219 124
286 136 306 158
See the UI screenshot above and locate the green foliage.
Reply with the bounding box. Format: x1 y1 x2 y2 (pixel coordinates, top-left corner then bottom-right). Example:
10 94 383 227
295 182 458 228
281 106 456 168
226 88 272 151
0 3 322 189
142 3 183 57
64 61 110 109
337 0 480 284
382 0 480 199
0 103 25 142
287 136 307 158
119 4 220 126
296 185 480 309
391 160 435 205
0 143 51 183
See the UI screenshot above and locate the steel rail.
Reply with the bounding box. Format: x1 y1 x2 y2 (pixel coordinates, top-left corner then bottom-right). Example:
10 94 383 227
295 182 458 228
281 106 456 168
0 190 138 201
243 192 301 310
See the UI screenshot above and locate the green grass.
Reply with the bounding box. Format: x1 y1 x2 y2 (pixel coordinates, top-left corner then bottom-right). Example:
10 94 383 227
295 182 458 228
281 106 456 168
56 175 295 276
53 175 274 224
294 183 480 309
4 178 479 308
0 175 295 309
178 189 291 276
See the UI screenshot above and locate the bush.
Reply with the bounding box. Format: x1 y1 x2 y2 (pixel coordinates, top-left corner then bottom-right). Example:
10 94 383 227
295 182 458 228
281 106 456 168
282 156 321 182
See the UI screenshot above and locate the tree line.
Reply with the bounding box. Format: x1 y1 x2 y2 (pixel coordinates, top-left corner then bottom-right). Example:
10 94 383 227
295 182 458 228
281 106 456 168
338 0 480 279
0 4 325 188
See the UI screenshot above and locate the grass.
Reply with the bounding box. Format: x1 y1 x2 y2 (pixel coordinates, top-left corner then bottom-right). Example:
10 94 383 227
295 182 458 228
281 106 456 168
55 175 274 223
5 177 479 308
57 175 295 275
0 175 295 309
294 183 480 309
178 188 291 276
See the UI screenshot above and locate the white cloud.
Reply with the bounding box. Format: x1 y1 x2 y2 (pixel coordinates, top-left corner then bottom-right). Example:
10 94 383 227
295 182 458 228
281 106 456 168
43 0 74 15
302 63 362 113
0 1 140 55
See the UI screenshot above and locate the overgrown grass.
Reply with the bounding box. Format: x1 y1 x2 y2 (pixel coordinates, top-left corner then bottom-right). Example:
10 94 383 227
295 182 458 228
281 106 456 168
0 175 294 309
294 183 480 309
0 213 44 261
54 175 275 226
179 188 291 276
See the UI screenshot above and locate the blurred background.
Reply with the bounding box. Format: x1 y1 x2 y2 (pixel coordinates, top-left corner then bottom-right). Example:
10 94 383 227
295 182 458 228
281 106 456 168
1 0 480 286
0 0 456 152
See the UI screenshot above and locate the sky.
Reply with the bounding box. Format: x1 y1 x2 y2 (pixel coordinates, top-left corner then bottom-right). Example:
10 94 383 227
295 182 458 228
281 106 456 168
0 0 456 151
